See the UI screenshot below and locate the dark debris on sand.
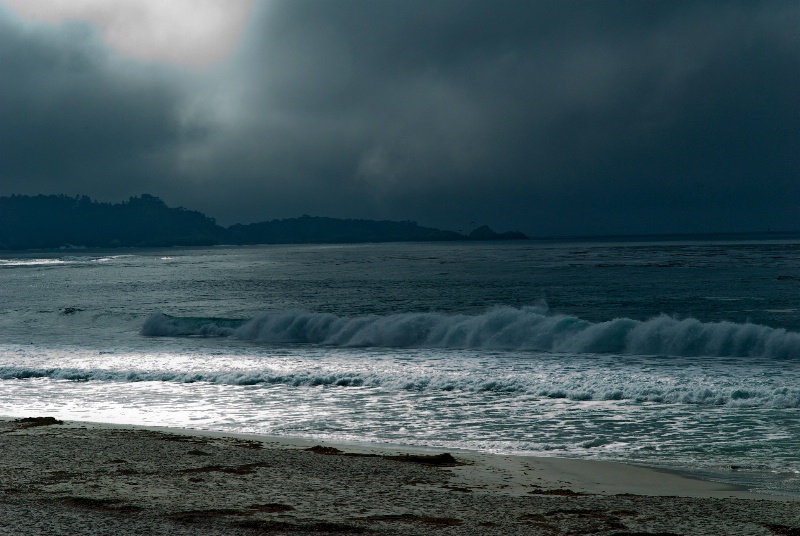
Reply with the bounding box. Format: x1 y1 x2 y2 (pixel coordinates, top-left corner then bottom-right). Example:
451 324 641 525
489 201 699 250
13 416 64 428
61 496 142 514
766 524 800 536
305 446 461 466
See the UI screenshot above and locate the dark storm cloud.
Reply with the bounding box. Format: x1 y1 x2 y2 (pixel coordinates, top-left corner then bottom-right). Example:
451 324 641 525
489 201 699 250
1 1 798 235
0 12 187 200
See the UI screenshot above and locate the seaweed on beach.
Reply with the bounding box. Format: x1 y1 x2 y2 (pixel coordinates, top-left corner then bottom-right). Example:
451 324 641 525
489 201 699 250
116 467 140 476
61 497 142 514
304 445 461 466
180 462 270 475
229 438 264 449
442 485 473 492
306 445 345 455
364 513 463 527
766 524 800 536
234 519 369 533
382 453 461 466
167 508 251 524
527 488 590 496
138 430 208 444
519 507 629 533
13 416 63 428
247 503 295 513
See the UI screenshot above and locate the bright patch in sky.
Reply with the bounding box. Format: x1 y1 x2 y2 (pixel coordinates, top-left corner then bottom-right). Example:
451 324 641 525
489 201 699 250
0 0 254 67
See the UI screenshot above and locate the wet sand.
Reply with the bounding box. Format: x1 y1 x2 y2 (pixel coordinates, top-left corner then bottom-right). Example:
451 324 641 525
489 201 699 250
1 417 798 535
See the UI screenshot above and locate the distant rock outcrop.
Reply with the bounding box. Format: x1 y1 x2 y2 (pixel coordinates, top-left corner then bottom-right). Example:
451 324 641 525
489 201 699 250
468 225 528 241
228 216 465 245
0 194 528 249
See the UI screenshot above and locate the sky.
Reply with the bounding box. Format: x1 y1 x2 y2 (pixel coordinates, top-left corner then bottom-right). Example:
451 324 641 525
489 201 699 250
0 1 798 236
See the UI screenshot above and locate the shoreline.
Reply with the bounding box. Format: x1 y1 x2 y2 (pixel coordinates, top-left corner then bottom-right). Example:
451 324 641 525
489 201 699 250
4 415 793 501
3 416 796 500
3 416 800 535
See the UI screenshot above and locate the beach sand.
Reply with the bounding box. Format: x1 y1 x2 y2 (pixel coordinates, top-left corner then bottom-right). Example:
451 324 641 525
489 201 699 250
1 417 798 535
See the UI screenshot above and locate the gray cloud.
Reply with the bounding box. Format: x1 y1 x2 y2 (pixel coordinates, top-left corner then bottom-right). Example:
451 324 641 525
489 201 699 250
1 1 798 235
0 14 187 201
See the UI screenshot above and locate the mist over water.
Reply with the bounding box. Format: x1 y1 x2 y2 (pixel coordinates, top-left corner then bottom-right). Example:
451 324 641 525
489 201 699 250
2 240 800 494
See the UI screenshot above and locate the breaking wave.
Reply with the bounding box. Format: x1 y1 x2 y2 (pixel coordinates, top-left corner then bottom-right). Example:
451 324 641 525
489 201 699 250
141 306 800 359
3 365 799 408
0 255 132 268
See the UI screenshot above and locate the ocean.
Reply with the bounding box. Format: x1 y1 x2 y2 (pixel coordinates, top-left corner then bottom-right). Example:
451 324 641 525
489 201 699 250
2 239 800 495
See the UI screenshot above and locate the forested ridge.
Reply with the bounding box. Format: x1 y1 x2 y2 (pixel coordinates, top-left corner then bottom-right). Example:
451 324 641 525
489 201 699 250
0 194 527 250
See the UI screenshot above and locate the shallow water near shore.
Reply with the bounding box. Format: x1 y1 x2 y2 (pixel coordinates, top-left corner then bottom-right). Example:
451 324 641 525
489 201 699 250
2 239 800 495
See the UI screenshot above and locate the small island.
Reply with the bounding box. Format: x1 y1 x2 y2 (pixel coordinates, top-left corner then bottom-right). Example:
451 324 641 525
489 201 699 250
0 194 528 250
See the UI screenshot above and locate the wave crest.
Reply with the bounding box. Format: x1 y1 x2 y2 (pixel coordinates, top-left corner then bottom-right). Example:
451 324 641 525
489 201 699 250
141 306 800 359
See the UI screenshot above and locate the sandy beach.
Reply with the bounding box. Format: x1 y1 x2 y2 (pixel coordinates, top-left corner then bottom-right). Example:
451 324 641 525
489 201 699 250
1 417 798 535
